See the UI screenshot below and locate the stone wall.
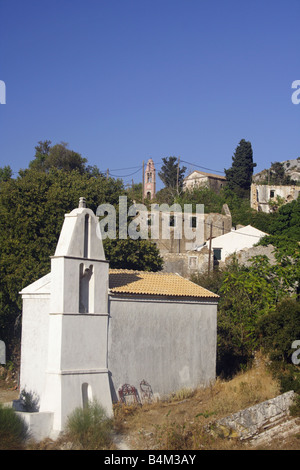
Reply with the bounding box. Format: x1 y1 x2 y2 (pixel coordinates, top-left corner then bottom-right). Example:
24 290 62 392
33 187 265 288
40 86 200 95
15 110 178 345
153 205 232 255
162 248 210 279
162 244 276 280
208 391 298 443
251 183 300 213
232 244 276 267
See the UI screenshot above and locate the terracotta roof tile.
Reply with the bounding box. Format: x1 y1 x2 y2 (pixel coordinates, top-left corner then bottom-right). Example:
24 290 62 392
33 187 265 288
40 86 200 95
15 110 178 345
109 269 219 299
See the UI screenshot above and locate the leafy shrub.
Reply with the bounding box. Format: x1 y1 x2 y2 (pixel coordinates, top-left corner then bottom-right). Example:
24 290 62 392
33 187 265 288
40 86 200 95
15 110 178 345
19 388 39 412
0 403 29 450
65 400 113 450
257 299 300 362
270 363 300 395
289 393 300 417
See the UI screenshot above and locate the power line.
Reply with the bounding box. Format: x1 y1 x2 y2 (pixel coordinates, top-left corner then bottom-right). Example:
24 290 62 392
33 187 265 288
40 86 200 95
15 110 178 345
109 165 142 171
108 166 143 178
9 156 226 177
179 159 225 175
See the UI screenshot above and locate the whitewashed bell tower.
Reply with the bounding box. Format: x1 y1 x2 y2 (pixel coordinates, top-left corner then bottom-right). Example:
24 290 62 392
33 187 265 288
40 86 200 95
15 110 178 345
37 197 112 432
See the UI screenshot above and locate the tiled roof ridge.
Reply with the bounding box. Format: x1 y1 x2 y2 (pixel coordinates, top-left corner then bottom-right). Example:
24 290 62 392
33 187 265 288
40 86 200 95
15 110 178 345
108 268 219 299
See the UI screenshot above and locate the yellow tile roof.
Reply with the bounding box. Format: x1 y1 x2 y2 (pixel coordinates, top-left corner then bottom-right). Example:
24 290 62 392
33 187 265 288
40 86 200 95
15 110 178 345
109 269 219 299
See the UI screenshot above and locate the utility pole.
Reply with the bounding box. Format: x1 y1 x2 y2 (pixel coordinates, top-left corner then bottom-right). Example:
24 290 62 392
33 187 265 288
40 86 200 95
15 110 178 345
142 160 145 204
106 169 109 180
177 157 180 195
207 222 213 276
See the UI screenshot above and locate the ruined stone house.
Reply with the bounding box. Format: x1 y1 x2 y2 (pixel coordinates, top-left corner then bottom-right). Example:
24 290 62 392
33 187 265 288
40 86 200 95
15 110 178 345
251 183 300 213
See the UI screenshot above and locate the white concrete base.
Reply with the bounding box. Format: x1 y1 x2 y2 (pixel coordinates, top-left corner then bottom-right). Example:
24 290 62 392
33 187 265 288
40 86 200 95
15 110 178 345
16 411 54 442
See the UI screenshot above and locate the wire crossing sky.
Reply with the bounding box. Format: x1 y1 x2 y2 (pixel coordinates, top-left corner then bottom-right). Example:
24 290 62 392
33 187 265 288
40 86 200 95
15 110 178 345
0 0 299 190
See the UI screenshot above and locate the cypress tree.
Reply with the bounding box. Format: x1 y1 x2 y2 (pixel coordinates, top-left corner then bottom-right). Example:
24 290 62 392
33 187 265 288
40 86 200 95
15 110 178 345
225 139 256 196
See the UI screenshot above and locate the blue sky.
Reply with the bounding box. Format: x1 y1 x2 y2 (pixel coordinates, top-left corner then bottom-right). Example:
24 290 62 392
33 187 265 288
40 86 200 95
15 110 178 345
0 0 299 190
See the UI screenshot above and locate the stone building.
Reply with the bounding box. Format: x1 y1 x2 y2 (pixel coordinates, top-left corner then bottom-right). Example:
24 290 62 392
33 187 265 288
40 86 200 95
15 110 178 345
183 170 226 193
152 204 232 278
153 204 232 255
16 199 218 440
251 183 300 213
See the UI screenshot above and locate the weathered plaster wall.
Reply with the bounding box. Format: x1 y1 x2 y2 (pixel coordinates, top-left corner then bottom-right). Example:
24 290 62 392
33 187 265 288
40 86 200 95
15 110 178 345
19 295 50 400
154 210 232 255
251 183 300 213
162 248 209 278
107 296 217 401
233 244 276 267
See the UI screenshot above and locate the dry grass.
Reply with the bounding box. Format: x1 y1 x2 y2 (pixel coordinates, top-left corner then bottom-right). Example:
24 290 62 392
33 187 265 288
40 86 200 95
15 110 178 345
2 354 300 450
113 354 299 450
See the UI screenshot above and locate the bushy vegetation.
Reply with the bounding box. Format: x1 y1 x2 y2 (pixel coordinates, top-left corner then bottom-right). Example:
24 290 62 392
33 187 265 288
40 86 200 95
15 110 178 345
1 138 300 418
0 144 163 361
192 239 300 390
187 184 300 379
0 403 29 450
65 400 114 450
257 299 300 363
113 357 283 450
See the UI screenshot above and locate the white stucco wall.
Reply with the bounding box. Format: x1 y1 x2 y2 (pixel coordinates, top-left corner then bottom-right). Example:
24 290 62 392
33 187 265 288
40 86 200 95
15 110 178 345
211 225 267 262
19 295 50 400
17 200 218 440
107 295 217 401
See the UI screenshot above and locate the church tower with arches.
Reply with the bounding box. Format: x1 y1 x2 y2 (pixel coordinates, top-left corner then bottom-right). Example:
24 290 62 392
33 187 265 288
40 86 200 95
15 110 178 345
144 158 156 200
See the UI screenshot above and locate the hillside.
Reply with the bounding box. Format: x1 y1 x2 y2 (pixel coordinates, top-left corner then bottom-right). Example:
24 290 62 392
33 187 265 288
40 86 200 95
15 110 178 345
113 356 300 451
253 158 300 184
0 355 296 451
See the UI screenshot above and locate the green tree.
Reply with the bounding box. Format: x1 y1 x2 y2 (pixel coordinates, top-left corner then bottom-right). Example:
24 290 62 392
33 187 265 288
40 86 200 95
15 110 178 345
29 140 88 174
0 168 124 356
270 161 285 184
103 238 163 272
257 299 300 362
267 196 300 240
219 258 276 354
29 140 51 171
0 165 13 183
158 157 186 192
225 139 256 196
216 242 300 376
0 163 166 359
176 186 224 213
268 161 295 185
125 182 143 204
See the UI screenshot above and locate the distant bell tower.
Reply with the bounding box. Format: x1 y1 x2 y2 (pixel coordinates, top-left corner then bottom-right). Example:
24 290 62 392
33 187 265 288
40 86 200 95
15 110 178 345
144 158 156 200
